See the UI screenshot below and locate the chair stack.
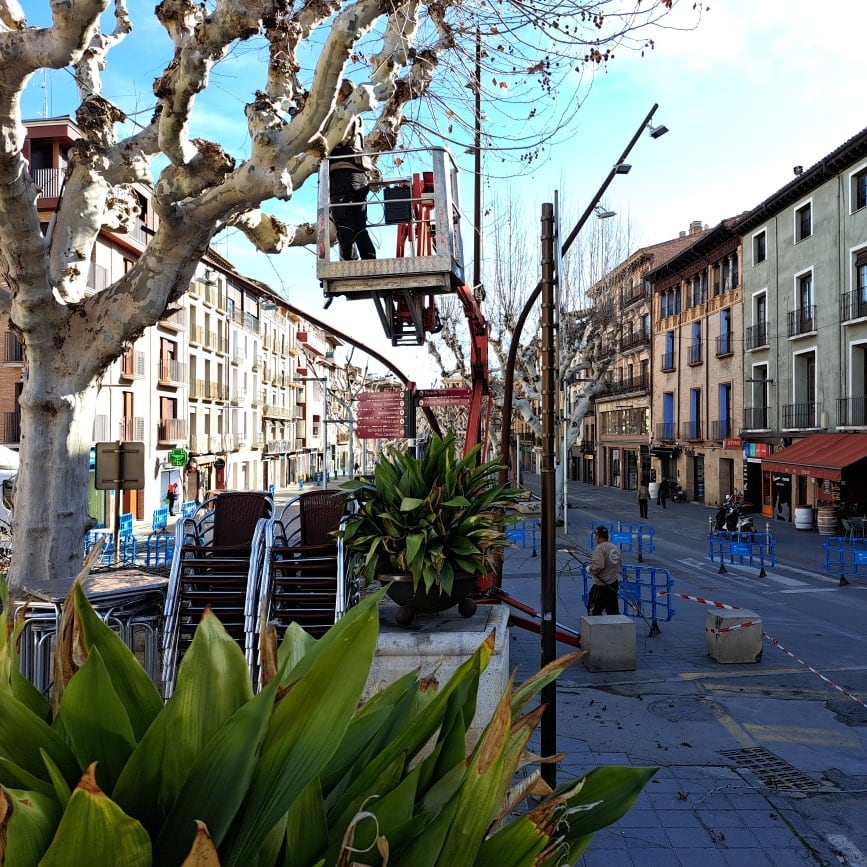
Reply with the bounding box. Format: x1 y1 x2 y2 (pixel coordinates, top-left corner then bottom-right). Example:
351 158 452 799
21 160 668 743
161 491 272 696
253 491 359 682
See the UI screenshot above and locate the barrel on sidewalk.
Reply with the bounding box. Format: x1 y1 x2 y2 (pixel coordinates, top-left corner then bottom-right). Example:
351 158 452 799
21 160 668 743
817 506 838 536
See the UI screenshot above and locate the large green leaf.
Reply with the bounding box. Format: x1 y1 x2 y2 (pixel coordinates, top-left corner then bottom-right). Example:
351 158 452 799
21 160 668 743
477 765 658 865
0 590 51 721
55 646 137 792
72 584 163 740
0 689 79 787
113 609 254 834
221 592 380 866
153 675 279 864
39 765 151 867
0 786 60 867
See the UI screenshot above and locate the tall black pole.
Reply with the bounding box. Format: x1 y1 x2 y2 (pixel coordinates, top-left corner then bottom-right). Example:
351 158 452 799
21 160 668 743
473 27 483 293
540 202 557 787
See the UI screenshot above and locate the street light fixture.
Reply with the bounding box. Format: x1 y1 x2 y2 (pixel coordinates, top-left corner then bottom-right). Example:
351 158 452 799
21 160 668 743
594 204 617 219
648 123 669 139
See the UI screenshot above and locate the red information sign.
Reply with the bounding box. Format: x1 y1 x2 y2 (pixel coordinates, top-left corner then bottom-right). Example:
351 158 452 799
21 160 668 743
417 387 473 408
357 391 405 439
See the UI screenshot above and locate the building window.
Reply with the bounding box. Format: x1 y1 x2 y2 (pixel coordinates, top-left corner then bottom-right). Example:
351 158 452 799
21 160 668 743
662 330 675 371
753 231 766 264
717 307 732 357
688 321 702 365
795 202 812 242
852 168 867 212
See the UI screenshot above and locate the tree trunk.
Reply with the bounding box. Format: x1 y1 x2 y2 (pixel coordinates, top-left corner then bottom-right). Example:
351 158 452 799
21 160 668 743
7 375 97 591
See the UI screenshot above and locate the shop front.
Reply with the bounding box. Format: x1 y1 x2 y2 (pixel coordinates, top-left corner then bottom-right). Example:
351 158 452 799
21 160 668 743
760 432 867 522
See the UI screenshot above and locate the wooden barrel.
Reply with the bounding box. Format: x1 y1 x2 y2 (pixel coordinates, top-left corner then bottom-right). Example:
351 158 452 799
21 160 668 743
817 506 838 536
794 506 814 531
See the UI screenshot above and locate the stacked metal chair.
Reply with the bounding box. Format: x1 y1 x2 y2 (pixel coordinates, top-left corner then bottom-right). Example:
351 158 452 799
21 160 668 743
253 490 358 683
161 491 272 696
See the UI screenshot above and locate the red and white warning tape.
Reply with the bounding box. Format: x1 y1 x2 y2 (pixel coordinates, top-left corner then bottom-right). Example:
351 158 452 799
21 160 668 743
764 634 867 710
658 589 867 710
707 620 759 635
657 590 741 611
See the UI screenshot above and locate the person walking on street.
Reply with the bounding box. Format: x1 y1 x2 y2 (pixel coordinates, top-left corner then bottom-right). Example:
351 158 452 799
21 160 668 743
658 477 669 510
587 526 622 615
637 479 650 519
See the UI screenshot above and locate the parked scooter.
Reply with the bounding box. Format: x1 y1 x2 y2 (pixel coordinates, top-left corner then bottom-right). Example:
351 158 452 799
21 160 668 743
671 484 687 503
714 493 756 533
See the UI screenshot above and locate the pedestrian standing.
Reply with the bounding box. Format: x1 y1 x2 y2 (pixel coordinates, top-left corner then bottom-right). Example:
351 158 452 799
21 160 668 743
637 480 650 519
658 478 669 510
587 527 622 615
329 80 376 261
166 482 178 516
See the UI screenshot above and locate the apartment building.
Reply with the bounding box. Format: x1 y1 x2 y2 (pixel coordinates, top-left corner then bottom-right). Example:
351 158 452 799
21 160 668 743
1 117 336 522
647 220 744 506
737 126 867 519
587 232 700 492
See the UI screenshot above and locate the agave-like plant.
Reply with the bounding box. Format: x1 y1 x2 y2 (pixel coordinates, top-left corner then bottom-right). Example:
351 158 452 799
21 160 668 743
0 579 656 865
340 432 524 594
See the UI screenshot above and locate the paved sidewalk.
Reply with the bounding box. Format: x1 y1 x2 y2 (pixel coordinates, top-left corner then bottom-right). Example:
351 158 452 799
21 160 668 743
501 475 862 866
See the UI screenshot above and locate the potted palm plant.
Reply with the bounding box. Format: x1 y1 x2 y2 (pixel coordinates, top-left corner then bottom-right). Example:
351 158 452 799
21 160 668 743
339 432 522 624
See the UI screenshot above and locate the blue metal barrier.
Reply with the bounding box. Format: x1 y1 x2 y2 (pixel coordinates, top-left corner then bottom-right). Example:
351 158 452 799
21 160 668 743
580 562 675 634
822 536 867 585
145 533 175 568
589 520 656 562
506 519 540 552
706 530 776 577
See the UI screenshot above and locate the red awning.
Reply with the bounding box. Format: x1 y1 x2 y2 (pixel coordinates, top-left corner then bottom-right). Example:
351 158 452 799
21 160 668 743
762 432 867 481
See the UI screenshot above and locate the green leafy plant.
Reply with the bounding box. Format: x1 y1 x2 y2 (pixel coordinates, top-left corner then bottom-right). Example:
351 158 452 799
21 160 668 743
0 580 655 865
340 432 524 594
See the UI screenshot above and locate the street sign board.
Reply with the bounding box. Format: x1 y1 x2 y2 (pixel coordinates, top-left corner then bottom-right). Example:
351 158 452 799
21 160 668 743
416 387 473 408
94 441 146 490
357 390 405 439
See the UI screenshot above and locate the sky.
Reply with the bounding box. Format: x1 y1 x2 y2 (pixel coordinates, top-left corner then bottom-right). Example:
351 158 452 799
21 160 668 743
20 0 867 386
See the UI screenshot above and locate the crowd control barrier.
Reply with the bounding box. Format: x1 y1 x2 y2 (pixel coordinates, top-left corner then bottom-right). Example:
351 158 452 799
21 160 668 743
706 530 776 577
822 536 867 586
589 521 656 562
506 519 540 553
581 563 675 636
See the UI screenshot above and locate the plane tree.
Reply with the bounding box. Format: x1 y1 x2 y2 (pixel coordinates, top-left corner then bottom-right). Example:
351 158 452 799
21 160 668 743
0 0 698 586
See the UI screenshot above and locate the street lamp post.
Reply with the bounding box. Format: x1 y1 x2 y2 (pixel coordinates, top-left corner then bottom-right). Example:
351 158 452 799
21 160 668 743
501 105 668 790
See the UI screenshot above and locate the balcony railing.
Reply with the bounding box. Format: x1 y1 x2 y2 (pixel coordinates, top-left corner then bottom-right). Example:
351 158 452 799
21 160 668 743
655 422 676 441
782 402 817 429
715 334 733 357
230 388 246 406
742 406 770 430
263 404 292 419
687 343 702 365
159 308 188 331
119 416 146 441
120 349 145 380
158 359 186 386
600 373 649 396
660 351 675 372
3 412 21 444
621 285 648 308
680 420 702 441
745 322 768 350
710 418 733 440
33 168 65 199
4 332 24 364
158 417 187 443
786 305 815 337
841 289 867 322
837 396 867 427
620 330 650 352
